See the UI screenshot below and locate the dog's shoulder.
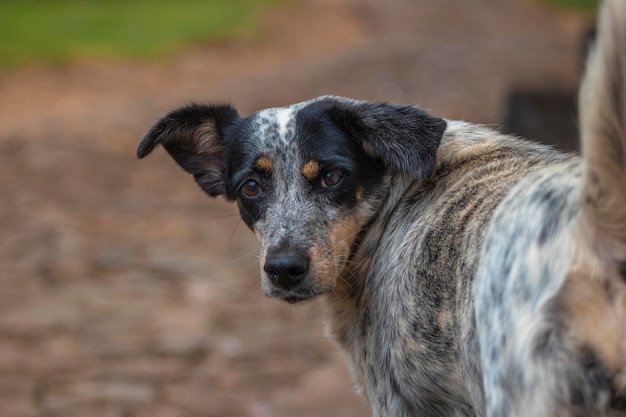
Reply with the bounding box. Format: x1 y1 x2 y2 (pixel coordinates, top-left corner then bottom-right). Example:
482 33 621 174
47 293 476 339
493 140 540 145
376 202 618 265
398 120 572 248
437 120 566 175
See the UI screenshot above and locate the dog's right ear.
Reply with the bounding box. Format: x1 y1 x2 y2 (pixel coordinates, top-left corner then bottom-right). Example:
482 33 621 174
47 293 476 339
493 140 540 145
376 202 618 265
137 104 240 198
322 98 446 181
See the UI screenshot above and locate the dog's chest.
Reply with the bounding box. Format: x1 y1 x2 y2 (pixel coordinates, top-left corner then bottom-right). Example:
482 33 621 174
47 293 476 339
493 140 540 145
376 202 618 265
337 238 476 416
341 297 474 417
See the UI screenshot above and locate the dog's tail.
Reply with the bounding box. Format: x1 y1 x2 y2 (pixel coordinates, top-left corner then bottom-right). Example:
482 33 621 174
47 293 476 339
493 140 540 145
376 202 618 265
579 0 626 249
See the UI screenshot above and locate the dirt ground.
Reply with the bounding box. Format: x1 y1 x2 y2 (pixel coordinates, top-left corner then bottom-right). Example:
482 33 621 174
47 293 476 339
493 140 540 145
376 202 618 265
0 0 591 416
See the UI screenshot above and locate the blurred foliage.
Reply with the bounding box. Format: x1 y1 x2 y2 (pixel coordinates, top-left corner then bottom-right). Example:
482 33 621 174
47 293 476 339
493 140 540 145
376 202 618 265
540 0 599 12
0 0 287 70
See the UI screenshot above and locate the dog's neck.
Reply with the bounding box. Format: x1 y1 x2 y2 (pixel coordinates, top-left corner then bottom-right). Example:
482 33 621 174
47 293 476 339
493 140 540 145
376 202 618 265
320 122 527 349
322 172 417 347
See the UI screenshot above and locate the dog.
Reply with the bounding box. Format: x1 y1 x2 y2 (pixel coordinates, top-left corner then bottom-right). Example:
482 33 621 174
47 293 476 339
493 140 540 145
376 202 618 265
137 0 626 415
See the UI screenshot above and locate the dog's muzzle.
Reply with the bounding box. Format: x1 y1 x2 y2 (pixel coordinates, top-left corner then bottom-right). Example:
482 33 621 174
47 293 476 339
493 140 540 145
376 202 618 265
263 251 309 291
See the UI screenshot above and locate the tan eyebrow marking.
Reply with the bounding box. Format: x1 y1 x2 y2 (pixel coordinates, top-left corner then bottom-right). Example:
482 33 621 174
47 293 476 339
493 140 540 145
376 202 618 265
255 156 273 172
302 160 320 180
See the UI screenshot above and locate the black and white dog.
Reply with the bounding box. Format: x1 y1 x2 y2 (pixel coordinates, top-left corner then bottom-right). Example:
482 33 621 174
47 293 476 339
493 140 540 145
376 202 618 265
138 0 626 415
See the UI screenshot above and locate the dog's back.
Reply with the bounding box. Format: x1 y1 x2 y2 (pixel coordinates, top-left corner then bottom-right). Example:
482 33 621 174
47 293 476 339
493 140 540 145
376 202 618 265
473 0 626 415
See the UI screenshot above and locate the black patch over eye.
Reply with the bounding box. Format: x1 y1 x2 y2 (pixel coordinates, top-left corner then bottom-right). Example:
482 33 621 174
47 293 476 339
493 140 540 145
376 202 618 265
321 170 343 188
240 179 263 198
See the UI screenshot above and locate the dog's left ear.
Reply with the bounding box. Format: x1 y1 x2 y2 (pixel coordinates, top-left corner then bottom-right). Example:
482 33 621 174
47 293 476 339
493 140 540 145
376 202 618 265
137 104 240 198
326 99 446 180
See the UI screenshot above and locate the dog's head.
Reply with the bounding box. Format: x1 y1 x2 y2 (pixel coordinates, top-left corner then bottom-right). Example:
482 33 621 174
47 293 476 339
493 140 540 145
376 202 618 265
138 96 446 303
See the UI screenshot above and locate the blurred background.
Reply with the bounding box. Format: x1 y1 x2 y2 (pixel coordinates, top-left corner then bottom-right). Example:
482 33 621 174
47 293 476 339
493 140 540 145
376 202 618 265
0 0 597 416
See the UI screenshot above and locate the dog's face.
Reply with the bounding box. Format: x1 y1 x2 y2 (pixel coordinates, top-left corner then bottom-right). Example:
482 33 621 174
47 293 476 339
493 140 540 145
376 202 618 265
138 96 446 302
226 102 390 303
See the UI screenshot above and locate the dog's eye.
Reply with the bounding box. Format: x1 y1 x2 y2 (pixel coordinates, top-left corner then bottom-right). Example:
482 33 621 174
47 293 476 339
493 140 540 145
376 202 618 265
321 171 343 188
240 179 262 198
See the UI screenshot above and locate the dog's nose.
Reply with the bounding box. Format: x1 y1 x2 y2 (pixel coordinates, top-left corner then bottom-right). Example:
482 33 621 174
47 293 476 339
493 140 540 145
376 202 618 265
264 252 308 290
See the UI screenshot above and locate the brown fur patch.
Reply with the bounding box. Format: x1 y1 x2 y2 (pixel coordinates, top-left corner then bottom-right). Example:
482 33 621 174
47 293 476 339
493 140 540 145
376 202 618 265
255 156 273 172
307 217 360 301
558 271 626 373
195 122 223 154
436 129 501 170
327 218 359 295
321 215 369 349
302 160 320 180
308 244 334 288
355 187 363 202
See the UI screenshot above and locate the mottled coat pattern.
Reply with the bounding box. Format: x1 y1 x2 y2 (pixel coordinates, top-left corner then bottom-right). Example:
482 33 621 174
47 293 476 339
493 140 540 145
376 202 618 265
137 0 626 415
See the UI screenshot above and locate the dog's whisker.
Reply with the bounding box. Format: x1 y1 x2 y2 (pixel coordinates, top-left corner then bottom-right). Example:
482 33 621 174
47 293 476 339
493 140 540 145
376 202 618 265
207 212 241 219
228 218 245 250
223 250 259 265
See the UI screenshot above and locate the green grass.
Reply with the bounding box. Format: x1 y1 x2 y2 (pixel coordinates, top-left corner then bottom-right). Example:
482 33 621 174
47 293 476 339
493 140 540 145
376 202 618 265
540 0 599 12
0 0 286 70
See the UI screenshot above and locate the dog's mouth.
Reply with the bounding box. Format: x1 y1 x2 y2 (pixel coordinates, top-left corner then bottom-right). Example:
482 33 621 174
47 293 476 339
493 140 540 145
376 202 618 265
283 294 313 304
264 283 330 304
